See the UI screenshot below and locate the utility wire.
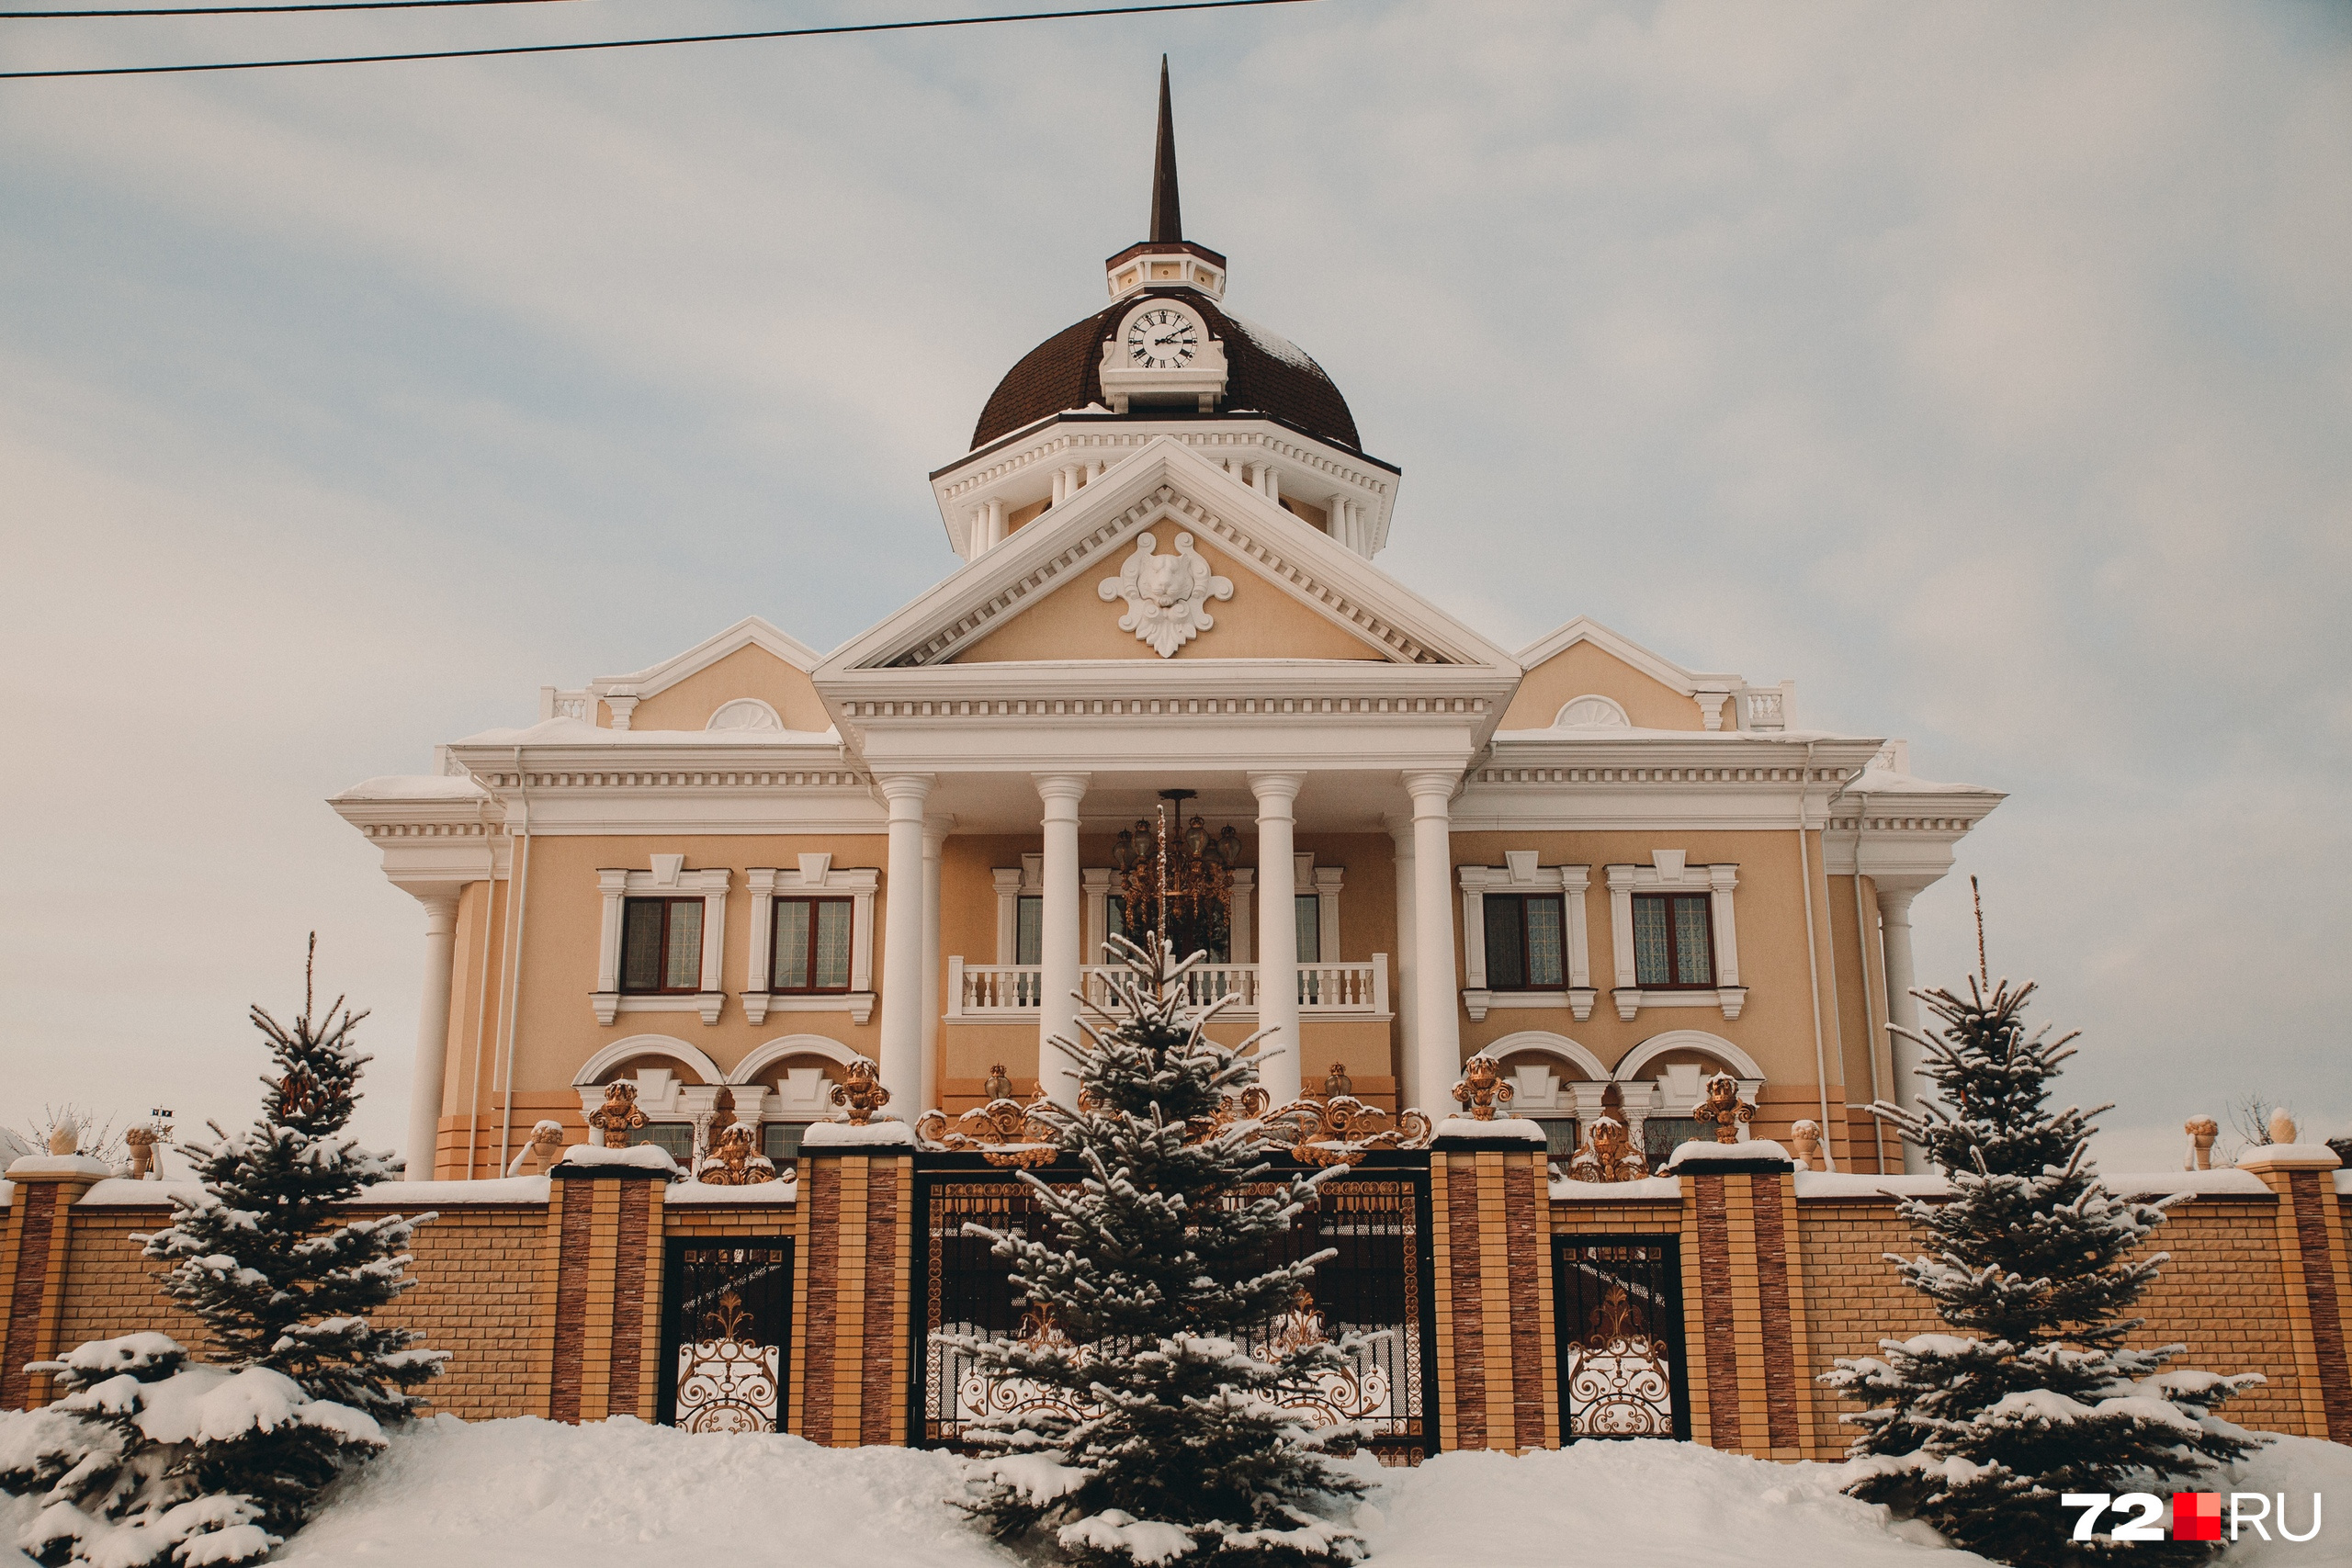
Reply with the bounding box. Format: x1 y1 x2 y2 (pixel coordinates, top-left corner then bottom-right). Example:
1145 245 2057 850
0 0 1315 76
6 0 594 17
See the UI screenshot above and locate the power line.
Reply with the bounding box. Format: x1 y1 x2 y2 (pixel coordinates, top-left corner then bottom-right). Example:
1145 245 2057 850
6 0 590 18
0 0 1316 76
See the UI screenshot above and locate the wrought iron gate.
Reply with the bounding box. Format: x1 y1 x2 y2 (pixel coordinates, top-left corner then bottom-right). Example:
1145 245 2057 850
658 1238 793 1433
1553 1235 1690 1440
914 1158 1436 1462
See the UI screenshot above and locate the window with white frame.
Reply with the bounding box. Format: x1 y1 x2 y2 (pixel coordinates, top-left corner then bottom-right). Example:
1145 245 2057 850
742 855 877 1026
1604 853 1744 1021
594 857 729 1025
1457 852 1595 1021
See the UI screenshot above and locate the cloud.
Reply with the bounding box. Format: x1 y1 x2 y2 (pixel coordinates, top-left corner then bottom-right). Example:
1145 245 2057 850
2 0 2346 1158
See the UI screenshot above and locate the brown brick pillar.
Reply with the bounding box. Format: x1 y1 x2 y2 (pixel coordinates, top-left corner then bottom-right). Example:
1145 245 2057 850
0 1159 115 1410
1430 1134 1554 1452
2238 1146 2352 1441
1680 1150 1806 1459
540 1161 667 1424
791 1151 913 1447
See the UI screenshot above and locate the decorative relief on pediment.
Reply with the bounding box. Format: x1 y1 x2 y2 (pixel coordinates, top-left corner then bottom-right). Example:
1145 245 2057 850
1097 530 1234 657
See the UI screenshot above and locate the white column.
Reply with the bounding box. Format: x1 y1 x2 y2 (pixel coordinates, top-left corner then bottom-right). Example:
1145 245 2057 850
876 773 935 1114
1250 773 1305 1106
1403 773 1463 1111
1035 773 1091 1106
1877 885 1927 1172
921 815 952 1114
1384 815 1420 1110
405 890 461 1181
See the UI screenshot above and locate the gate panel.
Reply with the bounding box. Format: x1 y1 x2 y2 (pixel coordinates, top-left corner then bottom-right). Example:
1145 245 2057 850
914 1161 1436 1462
1553 1235 1690 1440
658 1238 793 1433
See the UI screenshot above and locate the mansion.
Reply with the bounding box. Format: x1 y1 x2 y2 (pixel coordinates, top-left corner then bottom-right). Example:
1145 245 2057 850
333 74 2001 1190
12 71 2346 1465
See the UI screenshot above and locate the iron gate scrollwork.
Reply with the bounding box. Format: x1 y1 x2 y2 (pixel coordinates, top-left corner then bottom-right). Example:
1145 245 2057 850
659 1238 793 1433
914 1159 1436 1463
1553 1235 1690 1440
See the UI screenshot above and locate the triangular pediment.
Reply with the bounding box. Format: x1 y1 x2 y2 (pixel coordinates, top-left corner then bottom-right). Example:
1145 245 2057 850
1502 616 1743 731
824 438 1516 674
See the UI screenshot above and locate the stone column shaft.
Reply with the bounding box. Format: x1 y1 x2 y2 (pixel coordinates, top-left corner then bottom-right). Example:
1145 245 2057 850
1035 773 1091 1106
406 891 462 1181
1876 885 1925 1174
876 774 935 1111
1250 773 1305 1106
1404 773 1463 1106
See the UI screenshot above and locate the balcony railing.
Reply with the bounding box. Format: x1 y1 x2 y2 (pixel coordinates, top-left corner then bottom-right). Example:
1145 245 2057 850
945 956 1389 1021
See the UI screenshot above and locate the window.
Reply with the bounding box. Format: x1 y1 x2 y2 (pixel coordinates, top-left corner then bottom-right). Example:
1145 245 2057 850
1015 895 1044 965
1632 894 1714 987
763 1122 808 1165
620 897 705 993
769 897 853 993
627 1122 694 1161
1642 1116 1703 1171
1295 895 1320 966
1539 1119 1580 1158
1483 894 1566 990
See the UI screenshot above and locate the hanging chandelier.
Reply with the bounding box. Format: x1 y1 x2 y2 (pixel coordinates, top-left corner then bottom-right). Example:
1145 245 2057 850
1112 790 1240 963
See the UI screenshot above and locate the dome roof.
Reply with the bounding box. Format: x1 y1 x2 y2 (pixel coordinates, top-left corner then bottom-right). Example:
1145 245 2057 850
970 288 1362 453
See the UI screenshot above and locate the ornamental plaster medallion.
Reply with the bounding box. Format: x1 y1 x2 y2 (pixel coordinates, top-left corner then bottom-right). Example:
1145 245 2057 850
1098 530 1233 657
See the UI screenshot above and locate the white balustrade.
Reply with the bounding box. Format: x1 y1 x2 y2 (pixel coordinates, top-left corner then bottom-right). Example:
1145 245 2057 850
945 956 1388 1020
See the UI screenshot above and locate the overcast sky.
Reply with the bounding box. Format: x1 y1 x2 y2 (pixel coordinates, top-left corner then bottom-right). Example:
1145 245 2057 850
4 0 2346 1172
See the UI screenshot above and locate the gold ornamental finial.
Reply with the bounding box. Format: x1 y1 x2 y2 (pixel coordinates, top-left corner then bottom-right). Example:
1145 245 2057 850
830 1058 890 1126
1692 1072 1756 1145
586 1080 650 1148
1450 1055 1514 1122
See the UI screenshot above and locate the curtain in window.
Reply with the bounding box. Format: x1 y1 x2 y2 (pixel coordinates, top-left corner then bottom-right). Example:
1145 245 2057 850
1016 895 1044 966
763 1122 808 1163
1632 897 1670 986
812 900 852 989
1295 895 1321 964
628 1123 694 1160
772 899 812 989
662 901 704 990
1642 1115 1703 1170
1524 897 1565 987
1670 895 1713 987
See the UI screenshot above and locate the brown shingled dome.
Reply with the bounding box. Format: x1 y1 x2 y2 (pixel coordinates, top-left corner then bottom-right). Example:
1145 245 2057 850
969 288 1362 454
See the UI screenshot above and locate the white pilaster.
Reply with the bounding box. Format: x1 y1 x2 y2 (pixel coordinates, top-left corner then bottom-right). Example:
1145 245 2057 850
1250 773 1306 1106
1035 773 1091 1106
1402 773 1462 1109
921 814 952 1115
876 773 935 1113
1878 884 1927 1174
405 890 461 1180
1385 815 1420 1111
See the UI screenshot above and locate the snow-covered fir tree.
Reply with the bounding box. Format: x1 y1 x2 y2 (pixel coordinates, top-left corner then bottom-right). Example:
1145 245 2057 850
1824 976 2265 1568
0 939 444 1565
948 936 1368 1568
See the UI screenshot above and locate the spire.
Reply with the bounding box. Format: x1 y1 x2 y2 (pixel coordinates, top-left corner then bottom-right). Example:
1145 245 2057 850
1149 55 1182 243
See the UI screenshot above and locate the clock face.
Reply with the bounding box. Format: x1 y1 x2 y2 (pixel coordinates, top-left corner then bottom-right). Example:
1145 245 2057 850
1125 307 1201 371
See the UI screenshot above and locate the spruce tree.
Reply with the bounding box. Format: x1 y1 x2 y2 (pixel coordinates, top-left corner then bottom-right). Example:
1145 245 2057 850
948 937 1368 1568
145 937 446 1427
1824 976 2266 1567
0 939 443 1565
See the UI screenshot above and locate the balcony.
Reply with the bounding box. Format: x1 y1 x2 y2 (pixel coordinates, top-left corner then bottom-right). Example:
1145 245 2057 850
945 957 1389 1021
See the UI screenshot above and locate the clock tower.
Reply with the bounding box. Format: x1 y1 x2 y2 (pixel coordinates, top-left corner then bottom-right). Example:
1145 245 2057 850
930 59 1402 560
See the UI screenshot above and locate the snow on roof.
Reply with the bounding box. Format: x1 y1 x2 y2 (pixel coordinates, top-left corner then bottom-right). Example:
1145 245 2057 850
801 1119 918 1148
452 716 841 749
1222 312 1318 374
76 1178 205 1206
332 774 491 803
1846 764 1996 796
559 1144 679 1173
348 1177 550 1204
1665 1139 1792 1168
1550 1174 1682 1201
666 1174 800 1205
1492 724 1866 745
5 1155 117 1179
1429 1115 1545 1145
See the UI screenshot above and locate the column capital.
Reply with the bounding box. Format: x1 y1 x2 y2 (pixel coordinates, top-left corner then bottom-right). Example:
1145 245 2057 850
1400 770 1458 807
402 887 462 931
922 813 957 852
1247 771 1306 806
1875 884 1921 919
874 772 937 807
1380 812 1414 843
1032 772 1092 805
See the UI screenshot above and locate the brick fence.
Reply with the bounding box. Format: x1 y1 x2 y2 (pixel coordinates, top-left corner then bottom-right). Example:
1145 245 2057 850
5 1145 2346 1461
